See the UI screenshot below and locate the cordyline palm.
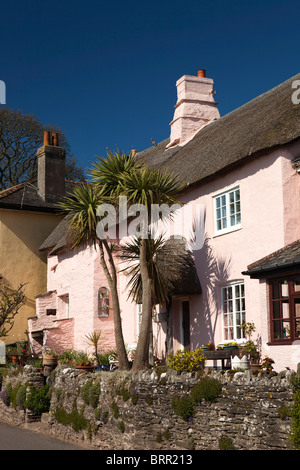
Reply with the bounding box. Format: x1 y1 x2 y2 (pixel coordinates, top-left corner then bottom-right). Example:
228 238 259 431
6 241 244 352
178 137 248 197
118 167 185 371
119 235 176 306
58 183 130 370
89 148 143 198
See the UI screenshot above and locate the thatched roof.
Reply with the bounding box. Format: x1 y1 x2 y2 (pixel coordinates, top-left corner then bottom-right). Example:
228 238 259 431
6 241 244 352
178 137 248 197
138 73 300 188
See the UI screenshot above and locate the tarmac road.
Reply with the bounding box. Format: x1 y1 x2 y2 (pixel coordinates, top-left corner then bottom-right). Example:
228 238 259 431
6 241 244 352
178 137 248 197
0 421 86 450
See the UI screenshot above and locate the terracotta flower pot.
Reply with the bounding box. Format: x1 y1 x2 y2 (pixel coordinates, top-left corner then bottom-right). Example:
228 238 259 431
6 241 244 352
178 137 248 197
74 365 95 372
42 354 57 367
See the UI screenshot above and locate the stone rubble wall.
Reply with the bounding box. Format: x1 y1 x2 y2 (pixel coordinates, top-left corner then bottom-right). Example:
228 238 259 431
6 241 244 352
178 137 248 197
0 365 295 450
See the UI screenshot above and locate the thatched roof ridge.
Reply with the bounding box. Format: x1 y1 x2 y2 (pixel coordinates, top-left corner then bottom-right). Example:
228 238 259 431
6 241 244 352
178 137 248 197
138 73 300 187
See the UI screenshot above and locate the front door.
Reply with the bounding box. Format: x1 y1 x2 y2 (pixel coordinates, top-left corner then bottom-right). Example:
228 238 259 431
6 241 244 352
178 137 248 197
181 300 190 351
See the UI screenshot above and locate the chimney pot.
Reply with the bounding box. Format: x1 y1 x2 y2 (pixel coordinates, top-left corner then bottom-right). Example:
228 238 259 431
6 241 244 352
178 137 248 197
52 132 59 146
197 69 206 78
43 131 50 146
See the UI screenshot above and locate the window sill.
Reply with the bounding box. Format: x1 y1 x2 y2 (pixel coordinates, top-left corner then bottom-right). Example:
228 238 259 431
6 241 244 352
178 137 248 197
267 340 295 346
213 225 242 238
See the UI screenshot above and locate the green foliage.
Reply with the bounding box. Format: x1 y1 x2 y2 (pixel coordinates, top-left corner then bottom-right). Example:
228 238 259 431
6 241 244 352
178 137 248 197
131 392 138 405
146 394 153 405
278 405 291 421
0 383 12 406
81 379 93 405
55 406 88 432
25 385 51 414
80 379 100 408
116 379 131 402
95 408 109 424
290 391 300 448
10 381 22 409
191 376 222 403
15 384 27 410
90 382 101 408
171 395 195 422
219 436 235 450
118 420 125 433
111 401 120 419
167 349 206 372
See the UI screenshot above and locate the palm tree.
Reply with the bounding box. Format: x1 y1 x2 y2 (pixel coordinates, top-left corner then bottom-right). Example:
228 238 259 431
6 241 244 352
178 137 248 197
119 234 198 360
59 183 130 370
118 167 185 370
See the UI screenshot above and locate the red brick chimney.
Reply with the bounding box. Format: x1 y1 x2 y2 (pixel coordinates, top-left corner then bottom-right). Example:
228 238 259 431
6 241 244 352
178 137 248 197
37 131 66 201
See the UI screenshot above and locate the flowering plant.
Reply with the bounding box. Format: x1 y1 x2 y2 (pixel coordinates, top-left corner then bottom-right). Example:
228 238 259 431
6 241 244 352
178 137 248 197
167 348 206 372
260 355 274 372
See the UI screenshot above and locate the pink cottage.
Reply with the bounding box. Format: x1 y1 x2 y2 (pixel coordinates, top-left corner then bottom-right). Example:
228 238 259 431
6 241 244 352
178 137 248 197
28 70 300 372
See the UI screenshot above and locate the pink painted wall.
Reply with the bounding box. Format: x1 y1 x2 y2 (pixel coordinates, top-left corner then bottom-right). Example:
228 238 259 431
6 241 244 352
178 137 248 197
170 140 300 371
29 140 300 371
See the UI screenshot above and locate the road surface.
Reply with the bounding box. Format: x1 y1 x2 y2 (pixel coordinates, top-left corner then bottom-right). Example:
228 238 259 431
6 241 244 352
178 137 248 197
0 421 86 450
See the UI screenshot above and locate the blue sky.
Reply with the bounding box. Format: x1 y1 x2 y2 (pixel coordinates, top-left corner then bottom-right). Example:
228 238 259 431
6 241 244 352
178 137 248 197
0 0 299 173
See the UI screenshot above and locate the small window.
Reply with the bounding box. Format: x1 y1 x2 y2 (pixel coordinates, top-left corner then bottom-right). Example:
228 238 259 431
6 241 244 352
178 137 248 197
221 281 245 341
214 186 241 235
46 309 56 316
98 287 110 317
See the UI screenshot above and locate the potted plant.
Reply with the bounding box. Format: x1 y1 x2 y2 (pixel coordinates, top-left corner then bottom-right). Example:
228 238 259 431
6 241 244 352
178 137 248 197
73 351 95 372
241 322 260 369
42 348 58 367
260 355 275 373
85 330 102 368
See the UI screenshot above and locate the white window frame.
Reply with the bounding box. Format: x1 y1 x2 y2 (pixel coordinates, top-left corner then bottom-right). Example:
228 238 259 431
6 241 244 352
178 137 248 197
221 281 246 342
213 185 241 236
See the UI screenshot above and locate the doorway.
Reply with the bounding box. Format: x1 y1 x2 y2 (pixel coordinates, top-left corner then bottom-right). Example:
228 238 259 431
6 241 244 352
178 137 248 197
181 300 190 351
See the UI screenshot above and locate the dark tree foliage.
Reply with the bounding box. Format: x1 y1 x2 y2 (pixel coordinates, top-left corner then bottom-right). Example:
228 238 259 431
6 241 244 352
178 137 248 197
0 108 85 190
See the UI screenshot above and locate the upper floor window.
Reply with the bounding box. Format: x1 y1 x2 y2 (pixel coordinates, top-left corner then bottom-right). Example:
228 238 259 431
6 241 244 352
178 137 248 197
221 281 245 341
98 287 110 317
214 186 241 235
269 277 300 343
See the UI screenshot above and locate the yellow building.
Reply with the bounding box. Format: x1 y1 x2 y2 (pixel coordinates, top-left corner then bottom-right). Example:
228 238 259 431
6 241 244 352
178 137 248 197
0 132 73 346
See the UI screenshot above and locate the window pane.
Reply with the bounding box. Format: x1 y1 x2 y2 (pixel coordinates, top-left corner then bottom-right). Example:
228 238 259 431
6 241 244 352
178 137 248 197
281 281 289 298
294 278 300 292
272 281 279 299
222 282 245 341
273 301 281 319
273 320 282 339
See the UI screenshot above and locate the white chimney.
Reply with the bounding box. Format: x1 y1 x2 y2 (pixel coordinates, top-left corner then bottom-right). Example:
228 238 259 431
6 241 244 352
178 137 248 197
168 69 220 147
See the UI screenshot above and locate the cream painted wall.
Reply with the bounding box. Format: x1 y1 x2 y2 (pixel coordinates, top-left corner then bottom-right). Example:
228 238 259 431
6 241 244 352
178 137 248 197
0 210 63 344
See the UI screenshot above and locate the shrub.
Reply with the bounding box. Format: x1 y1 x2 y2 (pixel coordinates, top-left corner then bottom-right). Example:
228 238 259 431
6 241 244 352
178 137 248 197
55 406 88 432
90 382 101 408
191 376 222 403
25 385 51 414
290 384 300 449
219 436 235 450
15 384 27 410
111 401 120 419
167 349 205 372
0 386 11 406
171 395 195 422
131 392 138 405
278 405 291 421
118 420 125 433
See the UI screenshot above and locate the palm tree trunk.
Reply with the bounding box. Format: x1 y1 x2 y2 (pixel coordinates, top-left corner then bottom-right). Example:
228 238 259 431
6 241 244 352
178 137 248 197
132 238 152 371
99 240 130 370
